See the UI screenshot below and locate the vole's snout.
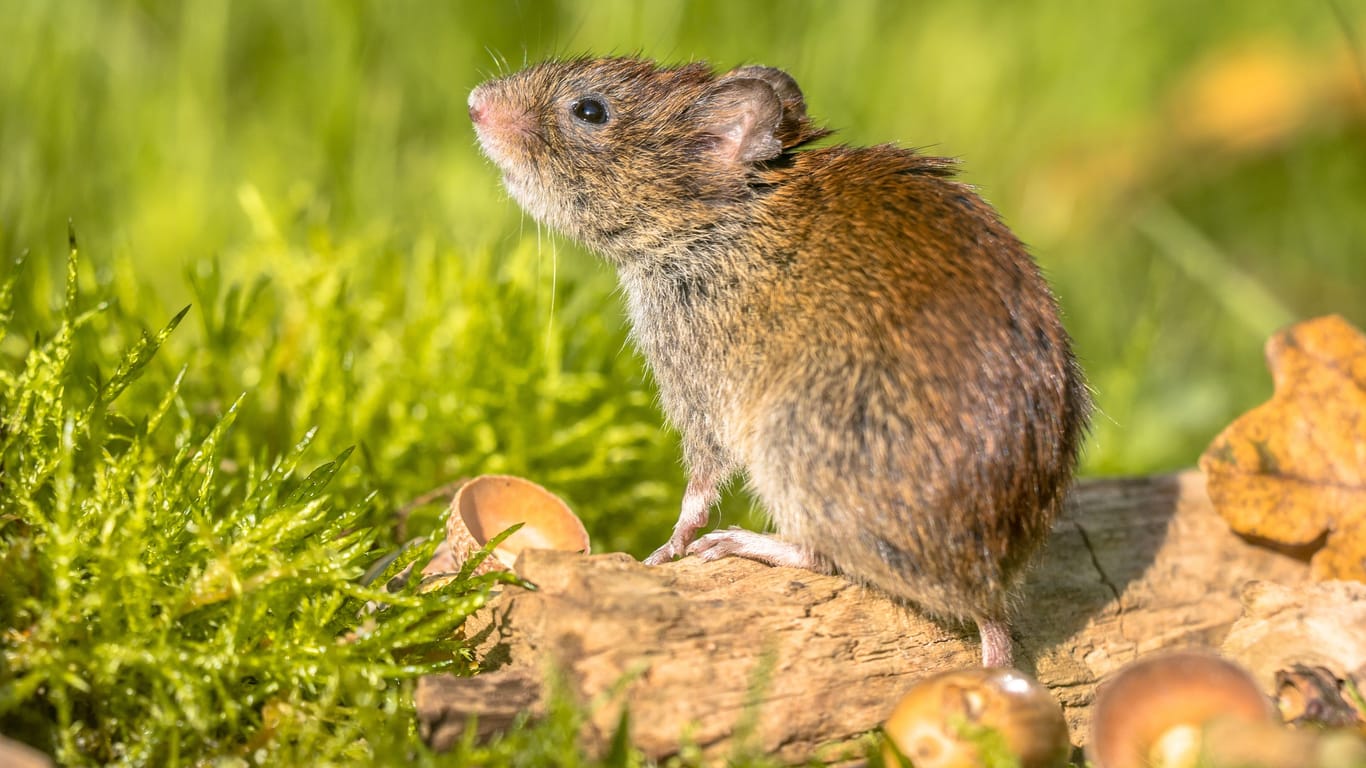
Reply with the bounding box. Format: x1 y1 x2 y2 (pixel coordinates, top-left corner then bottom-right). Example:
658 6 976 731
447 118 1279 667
467 87 488 126
467 81 536 204
466 85 528 148
468 85 514 163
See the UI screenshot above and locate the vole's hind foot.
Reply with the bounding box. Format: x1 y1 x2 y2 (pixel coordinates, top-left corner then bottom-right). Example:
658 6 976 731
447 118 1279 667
686 527 831 572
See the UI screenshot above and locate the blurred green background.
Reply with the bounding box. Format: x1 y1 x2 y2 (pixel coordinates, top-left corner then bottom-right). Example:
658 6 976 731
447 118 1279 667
2 0 1364 550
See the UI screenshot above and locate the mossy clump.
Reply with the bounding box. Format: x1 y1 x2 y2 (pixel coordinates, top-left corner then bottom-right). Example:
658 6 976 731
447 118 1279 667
0 230 691 766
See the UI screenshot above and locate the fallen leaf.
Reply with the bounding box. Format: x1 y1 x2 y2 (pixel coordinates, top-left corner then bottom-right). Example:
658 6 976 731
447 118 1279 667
1199 314 1366 581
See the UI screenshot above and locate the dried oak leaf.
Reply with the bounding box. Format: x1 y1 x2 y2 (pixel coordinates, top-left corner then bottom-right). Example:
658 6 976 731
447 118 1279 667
1199 314 1366 581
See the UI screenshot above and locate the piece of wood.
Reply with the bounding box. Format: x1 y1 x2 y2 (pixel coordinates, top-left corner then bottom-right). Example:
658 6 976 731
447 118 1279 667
1220 579 1366 691
416 472 1313 762
0 736 53 768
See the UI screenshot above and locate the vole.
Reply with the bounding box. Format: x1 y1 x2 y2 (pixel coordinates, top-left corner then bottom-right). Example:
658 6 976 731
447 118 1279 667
468 57 1091 667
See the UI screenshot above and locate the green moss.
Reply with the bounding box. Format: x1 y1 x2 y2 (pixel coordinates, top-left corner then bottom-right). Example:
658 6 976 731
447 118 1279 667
0 234 730 766
0 243 489 764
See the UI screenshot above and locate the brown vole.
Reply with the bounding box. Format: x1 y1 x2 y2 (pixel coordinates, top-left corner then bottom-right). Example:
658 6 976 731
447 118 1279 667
468 57 1090 667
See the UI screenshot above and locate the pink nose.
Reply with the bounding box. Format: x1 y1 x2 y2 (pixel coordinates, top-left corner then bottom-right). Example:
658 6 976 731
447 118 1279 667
467 89 489 125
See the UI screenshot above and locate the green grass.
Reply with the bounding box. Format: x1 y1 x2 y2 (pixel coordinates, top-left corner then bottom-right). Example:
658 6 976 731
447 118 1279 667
2 1 1365 765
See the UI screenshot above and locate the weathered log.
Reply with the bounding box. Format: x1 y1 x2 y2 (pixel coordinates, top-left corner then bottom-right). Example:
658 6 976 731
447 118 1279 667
416 472 1314 762
1220 579 1366 691
0 736 53 768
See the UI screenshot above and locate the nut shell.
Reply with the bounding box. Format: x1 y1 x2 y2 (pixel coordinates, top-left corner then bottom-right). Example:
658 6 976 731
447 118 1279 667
1086 651 1278 768
882 667 1070 768
424 475 589 577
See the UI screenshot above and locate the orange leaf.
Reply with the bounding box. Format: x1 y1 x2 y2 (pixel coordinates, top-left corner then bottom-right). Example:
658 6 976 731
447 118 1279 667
1199 315 1366 581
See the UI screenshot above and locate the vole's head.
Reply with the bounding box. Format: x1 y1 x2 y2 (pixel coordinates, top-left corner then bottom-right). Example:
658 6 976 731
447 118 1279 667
469 57 828 262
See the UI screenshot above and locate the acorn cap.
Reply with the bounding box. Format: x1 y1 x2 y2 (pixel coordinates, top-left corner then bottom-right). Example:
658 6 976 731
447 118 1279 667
425 475 590 577
1086 650 1278 768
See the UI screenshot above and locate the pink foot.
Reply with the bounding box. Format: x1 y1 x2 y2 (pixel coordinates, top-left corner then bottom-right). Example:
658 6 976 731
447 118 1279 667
686 527 829 572
644 476 718 565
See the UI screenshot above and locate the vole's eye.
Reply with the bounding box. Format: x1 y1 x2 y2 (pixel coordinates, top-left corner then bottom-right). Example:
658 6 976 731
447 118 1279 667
571 97 609 125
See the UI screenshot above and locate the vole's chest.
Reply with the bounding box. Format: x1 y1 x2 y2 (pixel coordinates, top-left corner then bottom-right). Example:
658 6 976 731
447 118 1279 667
624 285 733 380
620 277 770 432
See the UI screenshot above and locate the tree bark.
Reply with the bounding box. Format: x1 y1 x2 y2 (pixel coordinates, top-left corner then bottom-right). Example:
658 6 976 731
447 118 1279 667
416 471 1314 762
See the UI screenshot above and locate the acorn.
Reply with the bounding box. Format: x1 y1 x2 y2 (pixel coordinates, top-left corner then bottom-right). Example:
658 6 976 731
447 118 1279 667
1086 651 1278 768
882 667 1070 768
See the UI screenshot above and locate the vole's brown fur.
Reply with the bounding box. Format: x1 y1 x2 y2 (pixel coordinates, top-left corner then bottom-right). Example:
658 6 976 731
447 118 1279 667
469 57 1091 666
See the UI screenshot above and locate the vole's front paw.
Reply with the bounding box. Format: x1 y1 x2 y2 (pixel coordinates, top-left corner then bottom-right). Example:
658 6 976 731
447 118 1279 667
643 539 688 565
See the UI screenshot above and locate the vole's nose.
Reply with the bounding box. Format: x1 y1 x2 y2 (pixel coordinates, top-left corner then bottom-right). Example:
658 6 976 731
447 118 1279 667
468 90 486 125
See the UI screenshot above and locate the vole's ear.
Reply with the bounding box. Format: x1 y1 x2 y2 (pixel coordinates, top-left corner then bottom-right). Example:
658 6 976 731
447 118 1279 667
721 66 832 150
697 77 785 165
